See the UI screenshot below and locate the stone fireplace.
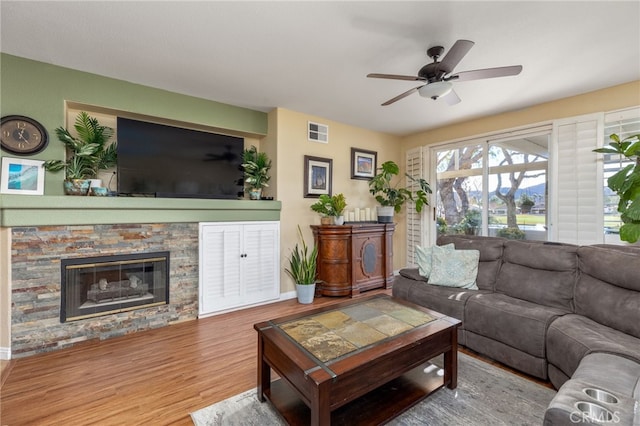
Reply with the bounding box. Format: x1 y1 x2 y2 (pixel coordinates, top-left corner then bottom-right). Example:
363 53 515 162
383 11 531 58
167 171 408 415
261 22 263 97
9 223 199 358
61 252 170 322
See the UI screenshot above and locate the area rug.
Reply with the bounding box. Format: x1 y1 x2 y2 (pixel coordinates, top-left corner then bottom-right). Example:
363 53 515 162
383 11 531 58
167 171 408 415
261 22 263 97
191 352 556 425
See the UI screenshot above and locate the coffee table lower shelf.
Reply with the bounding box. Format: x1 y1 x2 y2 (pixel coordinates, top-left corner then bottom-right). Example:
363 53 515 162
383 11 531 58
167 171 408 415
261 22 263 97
263 360 445 425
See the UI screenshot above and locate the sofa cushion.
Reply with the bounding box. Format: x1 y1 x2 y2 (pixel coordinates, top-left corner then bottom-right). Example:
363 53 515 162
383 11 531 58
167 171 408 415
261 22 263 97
429 246 479 289
436 235 504 291
546 314 640 378
398 267 427 282
415 243 454 278
393 271 483 323
576 245 640 339
464 292 566 358
495 240 577 311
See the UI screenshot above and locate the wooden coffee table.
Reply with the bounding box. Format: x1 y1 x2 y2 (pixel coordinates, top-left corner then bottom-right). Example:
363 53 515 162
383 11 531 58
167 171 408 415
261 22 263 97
254 294 461 425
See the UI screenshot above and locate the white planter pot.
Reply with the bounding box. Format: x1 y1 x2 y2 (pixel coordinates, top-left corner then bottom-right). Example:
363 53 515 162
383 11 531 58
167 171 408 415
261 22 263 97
248 188 262 200
296 283 316 304
333 215 344 225
377 206 395 223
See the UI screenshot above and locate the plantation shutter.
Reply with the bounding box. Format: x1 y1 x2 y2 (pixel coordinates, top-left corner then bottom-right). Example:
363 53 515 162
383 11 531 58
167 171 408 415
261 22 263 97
550 113 604 245
406 147 426 267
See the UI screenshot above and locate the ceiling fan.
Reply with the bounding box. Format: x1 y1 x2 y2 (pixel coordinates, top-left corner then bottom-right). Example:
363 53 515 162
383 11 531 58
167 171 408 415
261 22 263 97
367 39 522 106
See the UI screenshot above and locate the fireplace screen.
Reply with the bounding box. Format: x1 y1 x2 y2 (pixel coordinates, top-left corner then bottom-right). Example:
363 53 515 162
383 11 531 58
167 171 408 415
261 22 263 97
61 252 169 322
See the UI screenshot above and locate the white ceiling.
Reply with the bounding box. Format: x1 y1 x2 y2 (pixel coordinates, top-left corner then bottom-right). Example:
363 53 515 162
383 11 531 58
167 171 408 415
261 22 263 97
1 1 639 136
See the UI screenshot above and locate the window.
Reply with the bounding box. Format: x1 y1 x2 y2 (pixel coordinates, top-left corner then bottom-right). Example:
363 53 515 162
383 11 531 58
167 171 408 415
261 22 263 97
603 109 640 244
432 131 549 242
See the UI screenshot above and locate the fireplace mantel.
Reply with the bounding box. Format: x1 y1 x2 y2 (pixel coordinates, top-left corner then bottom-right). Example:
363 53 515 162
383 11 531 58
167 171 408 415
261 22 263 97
0 195 281 226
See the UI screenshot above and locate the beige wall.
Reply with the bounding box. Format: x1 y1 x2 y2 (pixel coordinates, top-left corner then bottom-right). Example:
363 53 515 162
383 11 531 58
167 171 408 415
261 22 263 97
271 108 404 293
402 81 640 150
1 227 10 357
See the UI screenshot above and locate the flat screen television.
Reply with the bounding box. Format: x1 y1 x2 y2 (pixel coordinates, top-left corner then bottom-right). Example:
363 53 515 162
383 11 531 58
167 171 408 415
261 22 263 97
117 117 244 199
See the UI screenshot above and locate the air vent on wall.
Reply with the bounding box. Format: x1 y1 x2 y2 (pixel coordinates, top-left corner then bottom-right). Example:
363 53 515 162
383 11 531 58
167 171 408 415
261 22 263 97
308 121 328 143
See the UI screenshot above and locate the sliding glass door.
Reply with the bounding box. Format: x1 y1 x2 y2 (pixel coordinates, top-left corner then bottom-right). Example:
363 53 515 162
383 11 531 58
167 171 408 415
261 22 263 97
434 132 549 241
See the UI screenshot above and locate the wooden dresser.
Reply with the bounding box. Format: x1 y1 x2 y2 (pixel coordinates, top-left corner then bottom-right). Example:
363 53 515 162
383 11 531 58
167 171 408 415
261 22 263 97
311 223 395 297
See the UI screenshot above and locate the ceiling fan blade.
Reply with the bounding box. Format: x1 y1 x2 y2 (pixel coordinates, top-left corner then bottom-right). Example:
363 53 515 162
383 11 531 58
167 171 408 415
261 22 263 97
442 88 461 106
450 65 523 82
437 39 475 74
381 86 422 106
367 73 425 81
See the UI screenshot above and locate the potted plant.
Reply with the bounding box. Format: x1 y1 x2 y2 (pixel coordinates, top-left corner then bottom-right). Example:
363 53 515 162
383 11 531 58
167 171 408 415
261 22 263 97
310 193 347 225
368 160 432 223
43 112 117 195
310 194 335 224
331 193 347 225
593 133 640 243
241 145 271 200
284 226 318 304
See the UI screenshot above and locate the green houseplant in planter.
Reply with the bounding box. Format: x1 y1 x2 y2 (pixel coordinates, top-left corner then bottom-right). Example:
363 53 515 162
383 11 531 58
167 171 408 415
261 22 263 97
331 193 347 225
310 193 347 225
242 145 271 200
368 160 432 223
43 112 117 195
593 133 640 243
284 226 318 304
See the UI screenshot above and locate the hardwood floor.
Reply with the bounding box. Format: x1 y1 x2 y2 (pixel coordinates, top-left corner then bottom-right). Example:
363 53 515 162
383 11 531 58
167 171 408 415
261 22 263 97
0 290 551 425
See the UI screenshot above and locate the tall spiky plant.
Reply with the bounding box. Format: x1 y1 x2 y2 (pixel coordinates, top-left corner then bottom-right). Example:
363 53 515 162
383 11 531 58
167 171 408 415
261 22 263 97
284 226 318 285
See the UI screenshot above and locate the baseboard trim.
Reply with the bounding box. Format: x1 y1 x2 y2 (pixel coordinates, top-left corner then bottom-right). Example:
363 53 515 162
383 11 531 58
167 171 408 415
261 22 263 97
0 346 11 360
198 292 298 319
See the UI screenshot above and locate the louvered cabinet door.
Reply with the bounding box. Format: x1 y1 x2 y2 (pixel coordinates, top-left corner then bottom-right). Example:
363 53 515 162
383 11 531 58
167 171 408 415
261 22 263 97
242 222 280 305
199 223 243 315
199 221 280 316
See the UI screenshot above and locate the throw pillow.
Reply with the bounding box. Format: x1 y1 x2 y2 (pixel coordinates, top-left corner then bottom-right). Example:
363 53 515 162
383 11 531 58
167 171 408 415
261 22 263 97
415 243 454 278
429 246 480 289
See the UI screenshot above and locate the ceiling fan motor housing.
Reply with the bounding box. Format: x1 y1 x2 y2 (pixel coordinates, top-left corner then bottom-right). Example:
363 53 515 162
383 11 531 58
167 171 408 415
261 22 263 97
418 63 443 82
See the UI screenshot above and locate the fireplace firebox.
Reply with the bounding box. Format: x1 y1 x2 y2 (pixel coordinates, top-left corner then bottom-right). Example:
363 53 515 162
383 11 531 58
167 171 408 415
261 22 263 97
61 252 170 322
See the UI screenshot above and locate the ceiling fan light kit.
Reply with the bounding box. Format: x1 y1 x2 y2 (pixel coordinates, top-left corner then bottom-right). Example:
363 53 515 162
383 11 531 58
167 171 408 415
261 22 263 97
368 39 523 106
418 81 453 100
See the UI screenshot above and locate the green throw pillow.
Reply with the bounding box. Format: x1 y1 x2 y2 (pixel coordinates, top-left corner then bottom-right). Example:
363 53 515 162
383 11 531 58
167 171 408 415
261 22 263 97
429 246 480 290
415 243 454 278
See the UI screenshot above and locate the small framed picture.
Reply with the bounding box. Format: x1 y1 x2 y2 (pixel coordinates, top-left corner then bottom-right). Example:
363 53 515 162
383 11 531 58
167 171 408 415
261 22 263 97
351 148 377 180
304 155 332 198
0 157 45 195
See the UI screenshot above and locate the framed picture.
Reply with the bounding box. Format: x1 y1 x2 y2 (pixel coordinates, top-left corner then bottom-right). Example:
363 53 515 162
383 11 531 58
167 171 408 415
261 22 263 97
351 148 377 180
304 155 332 198
0 157 45 195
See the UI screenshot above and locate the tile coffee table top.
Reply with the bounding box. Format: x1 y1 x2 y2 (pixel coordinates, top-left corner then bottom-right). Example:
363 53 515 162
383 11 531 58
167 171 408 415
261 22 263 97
276 297 435 363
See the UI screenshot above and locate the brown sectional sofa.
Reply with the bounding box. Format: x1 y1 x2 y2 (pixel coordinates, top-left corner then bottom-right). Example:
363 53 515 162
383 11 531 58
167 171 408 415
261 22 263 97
392 235 640 424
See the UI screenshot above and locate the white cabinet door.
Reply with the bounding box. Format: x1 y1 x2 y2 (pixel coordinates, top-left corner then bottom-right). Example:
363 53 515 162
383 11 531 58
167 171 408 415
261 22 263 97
242 222 280 305
199 221 279 315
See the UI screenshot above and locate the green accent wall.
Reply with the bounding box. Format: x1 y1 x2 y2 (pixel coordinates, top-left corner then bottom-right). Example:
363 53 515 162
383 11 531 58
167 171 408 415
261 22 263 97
1 53 267 135
0 53 274 223
0 53 268 196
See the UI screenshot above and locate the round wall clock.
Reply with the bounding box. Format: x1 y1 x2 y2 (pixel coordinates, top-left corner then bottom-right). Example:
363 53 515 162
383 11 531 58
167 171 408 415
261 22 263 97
1 115 49 155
